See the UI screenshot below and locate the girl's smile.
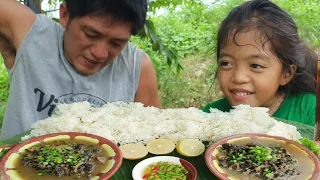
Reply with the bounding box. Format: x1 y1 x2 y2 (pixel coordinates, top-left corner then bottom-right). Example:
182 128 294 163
230 89 253 101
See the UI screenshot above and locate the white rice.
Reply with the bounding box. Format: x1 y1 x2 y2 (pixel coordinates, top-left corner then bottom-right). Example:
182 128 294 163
22 102 302 145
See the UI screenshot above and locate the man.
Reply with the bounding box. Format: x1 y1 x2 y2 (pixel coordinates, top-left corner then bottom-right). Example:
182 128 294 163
0 0 161 138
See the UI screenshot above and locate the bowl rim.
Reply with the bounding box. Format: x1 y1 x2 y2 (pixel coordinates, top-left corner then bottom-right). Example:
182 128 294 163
0 132 123 180
205 133 320 180
132 156 197 180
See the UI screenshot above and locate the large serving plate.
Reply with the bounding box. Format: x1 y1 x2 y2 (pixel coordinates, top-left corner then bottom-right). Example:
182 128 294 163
0 132 123 180
205 133 320 180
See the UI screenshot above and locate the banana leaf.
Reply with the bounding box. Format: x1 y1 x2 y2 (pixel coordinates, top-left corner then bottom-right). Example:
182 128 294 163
0 119 314 180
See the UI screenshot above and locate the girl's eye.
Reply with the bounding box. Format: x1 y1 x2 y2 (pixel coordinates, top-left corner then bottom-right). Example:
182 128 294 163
219 61 233 69
219 61 232 67
250 64 265 69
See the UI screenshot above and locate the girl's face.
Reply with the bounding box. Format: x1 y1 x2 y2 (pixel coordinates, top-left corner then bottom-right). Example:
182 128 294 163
218 31 293 114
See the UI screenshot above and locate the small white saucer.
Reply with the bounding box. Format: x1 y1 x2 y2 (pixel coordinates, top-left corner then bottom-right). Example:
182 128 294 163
132 156 182 180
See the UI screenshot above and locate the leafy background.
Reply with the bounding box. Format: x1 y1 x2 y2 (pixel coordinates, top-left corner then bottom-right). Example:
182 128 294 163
0 0 319 131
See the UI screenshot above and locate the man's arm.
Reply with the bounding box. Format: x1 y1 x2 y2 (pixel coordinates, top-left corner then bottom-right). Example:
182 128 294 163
134 53 162 108
0 0 36 69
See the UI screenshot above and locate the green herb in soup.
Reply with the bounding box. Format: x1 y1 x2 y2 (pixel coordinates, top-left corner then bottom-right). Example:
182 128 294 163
142 161 188 180
217 143 300 180
20 141 107 179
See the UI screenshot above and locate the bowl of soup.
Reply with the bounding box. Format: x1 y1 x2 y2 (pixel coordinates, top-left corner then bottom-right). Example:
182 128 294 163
0 132 123 180
132 156 197 180
205 133 320 180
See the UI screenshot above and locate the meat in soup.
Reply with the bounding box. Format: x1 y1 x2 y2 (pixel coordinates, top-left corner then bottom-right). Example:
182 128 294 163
216 143 300 180
16 141 108 180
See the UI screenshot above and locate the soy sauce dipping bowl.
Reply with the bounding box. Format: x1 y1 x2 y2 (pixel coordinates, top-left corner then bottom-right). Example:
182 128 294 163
132 156 197 180
205 133 320 180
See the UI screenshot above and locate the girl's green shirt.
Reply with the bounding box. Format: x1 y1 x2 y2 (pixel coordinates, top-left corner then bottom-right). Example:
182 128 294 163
201 93 316 126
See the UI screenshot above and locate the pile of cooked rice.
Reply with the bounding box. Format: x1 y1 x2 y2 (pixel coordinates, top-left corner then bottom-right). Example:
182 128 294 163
22 102 302 145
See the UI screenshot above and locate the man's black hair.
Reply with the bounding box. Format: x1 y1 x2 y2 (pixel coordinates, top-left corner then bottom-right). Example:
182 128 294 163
64 0 148 35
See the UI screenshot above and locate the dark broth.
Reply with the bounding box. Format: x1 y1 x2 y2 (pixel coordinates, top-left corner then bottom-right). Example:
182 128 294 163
15 140 109 180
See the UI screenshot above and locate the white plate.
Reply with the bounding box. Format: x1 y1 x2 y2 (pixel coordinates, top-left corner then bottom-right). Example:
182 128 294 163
132 156 182 180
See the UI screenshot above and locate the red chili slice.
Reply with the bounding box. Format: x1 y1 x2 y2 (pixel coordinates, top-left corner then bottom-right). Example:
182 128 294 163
152 165 159 172
142 174 150 179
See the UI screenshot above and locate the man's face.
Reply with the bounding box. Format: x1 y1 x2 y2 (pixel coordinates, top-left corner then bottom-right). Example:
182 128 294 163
60 5 132 75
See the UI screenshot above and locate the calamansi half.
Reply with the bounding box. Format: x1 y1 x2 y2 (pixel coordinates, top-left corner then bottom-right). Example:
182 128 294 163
176 139 205 157
119 143 148 160
146 139 176 155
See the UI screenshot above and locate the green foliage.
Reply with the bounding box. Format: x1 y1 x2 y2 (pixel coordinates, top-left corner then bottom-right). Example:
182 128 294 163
149 0 246 58
130 36 221 108
157 55 221 108
0 57 9 102
275 0 320 48
151 3 215 57
0 55 9 127
141 20 183 71
148 0 201 13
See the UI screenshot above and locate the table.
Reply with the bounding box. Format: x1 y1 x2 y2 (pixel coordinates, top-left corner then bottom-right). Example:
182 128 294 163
0 119 314 180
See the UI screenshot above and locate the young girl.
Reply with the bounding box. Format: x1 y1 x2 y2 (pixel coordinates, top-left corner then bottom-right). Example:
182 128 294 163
202 0 317 126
